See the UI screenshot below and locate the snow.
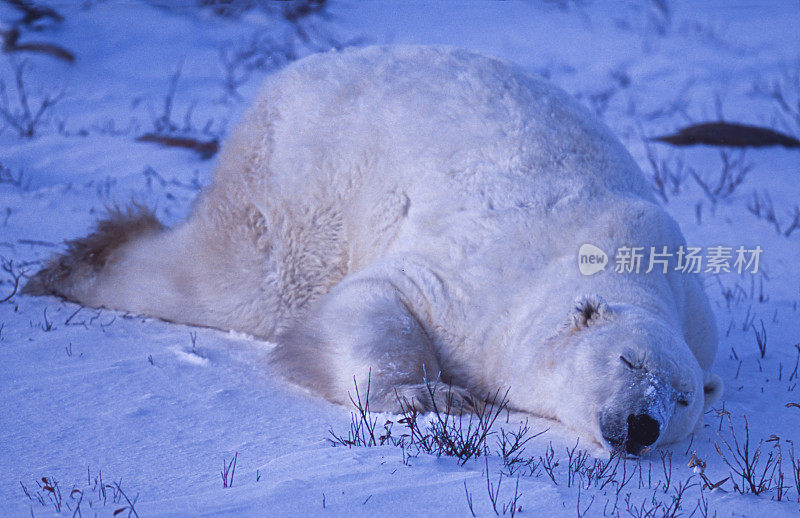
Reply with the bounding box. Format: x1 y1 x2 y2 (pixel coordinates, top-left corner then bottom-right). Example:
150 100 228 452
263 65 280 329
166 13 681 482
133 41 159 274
1 1 798 516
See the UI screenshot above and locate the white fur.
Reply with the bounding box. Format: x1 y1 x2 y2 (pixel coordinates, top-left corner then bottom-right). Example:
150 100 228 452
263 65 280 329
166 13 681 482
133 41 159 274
31 46 721 450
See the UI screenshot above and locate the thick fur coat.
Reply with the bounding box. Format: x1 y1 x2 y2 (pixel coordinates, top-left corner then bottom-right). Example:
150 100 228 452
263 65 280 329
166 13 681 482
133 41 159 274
25 46 721 453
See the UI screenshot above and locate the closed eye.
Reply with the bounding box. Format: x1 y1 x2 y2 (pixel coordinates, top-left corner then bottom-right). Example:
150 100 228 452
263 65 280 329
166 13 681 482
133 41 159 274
676 394 692 407
619 355 636 370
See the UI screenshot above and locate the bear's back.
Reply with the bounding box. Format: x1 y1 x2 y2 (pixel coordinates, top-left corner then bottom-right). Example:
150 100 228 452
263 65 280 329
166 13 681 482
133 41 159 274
223 46 653 214
207 46 660 289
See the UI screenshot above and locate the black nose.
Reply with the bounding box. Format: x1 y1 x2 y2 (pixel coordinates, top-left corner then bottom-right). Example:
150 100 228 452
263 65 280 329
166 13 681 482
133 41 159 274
625 413 660 454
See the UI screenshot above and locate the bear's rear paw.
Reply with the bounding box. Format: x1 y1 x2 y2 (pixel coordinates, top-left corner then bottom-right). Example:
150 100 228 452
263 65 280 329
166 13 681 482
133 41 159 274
22 204 164 298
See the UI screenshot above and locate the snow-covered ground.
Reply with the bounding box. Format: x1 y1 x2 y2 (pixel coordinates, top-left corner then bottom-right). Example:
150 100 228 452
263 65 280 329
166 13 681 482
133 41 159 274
1 1 798 516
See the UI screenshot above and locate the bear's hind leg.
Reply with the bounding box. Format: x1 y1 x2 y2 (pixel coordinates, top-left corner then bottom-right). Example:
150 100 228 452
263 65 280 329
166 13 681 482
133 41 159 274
271 272 475 413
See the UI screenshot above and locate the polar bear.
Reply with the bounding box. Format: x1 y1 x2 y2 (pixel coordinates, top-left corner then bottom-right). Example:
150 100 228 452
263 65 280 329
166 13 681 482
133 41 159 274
24 45 722 454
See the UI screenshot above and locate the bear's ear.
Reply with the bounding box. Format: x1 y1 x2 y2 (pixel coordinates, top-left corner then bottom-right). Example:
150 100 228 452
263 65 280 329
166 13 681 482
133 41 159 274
567 294 612 331
703 371 723 410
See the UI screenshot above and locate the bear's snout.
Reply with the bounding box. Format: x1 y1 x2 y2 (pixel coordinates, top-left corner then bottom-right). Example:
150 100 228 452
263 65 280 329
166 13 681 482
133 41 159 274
625 413 660 454
599 411 662 455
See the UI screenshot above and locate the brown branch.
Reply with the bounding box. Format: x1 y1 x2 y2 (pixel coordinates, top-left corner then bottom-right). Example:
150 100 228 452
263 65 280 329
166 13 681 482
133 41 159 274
136 133 219 160
3 0 63 26
654 121 800 148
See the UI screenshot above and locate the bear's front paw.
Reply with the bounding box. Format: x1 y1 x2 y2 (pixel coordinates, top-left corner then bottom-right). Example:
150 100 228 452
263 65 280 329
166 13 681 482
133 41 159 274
392 383 477 415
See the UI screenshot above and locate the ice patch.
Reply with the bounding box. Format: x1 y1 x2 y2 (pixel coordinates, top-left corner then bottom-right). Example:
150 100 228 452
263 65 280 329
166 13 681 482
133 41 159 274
227 329 277 350
173 348 210 366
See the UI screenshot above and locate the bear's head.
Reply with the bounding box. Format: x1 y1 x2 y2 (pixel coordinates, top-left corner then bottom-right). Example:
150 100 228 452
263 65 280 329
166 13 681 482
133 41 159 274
547 294 722 455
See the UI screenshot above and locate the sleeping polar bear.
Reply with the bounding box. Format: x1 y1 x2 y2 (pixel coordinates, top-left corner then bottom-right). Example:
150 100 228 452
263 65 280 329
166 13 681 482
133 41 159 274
25 45 722 455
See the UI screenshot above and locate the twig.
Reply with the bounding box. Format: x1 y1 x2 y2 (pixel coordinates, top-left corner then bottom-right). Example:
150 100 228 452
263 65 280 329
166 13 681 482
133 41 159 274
0 59 64 137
